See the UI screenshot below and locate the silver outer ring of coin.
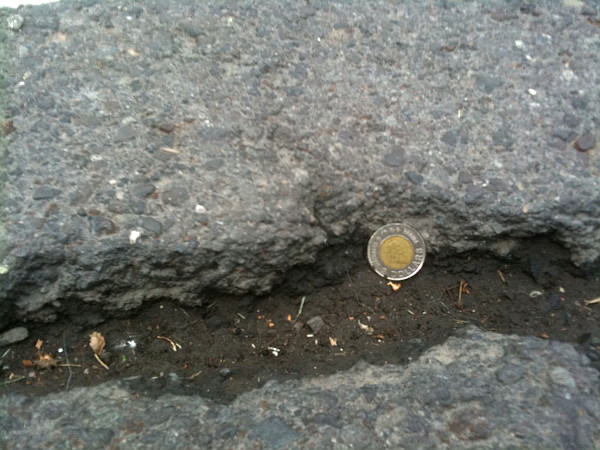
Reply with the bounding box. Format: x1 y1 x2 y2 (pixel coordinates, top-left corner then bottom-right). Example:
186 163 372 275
367 223 426 280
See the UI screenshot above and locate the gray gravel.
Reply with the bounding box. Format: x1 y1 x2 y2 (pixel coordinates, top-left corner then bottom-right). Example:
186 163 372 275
0 0 599 326
1 326 598 449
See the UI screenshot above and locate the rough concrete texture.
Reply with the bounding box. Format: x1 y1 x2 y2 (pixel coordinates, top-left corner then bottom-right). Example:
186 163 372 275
1 326 598 449
0 0 599 325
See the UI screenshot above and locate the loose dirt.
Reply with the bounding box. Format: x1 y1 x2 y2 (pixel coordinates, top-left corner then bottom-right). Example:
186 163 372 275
2 238 599 403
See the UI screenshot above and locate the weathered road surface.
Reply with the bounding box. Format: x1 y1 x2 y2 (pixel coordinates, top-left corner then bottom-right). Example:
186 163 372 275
0 0 599 448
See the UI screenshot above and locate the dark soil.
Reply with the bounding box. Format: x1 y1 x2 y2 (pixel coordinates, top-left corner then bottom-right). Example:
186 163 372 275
2 238 600 404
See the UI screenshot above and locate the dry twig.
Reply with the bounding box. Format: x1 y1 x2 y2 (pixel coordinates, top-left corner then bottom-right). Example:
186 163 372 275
498 270 506 283
296 296 306 320
63 332 72 391
157 335 181 352
94 354 109 370
2 375 25 385
457 281 464 309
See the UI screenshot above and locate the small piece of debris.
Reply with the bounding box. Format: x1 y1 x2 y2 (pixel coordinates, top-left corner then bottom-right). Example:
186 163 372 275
529 290 543 298
89 332 109 370
160 146 181 154
36 353 59 369
585 297 600 305
219 368 233 378
357 320 374 335
89 332 106 355
387 281 401 291
329 337 337 347
306 316 326 334
1 120 16 136
129 230 142 244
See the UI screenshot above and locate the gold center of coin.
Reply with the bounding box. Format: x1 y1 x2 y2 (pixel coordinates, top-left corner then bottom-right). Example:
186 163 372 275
379 236 414 270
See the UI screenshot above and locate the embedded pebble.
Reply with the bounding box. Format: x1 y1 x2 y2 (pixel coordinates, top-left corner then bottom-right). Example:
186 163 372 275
89 216 116 235
32 186 62 200
574 132 596 152
382 148 405 167
496 363 526 384
550 367 576 389
113 125 137 143
405 171 424 185
131 183 156 198
140 217 163 235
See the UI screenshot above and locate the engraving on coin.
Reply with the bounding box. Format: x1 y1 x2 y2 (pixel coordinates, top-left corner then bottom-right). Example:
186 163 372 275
367 223 426 280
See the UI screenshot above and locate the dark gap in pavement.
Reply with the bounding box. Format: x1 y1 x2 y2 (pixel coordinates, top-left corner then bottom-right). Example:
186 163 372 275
1 234 599 403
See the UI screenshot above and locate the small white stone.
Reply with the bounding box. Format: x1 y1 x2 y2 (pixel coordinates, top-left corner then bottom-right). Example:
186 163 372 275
528 88 537 96
109 179 117 185
129 230 142 244
515 40 525 49
91 155 103 162
7 15 24 31
127 340 137 349
0 266 8 275
195 204 207 213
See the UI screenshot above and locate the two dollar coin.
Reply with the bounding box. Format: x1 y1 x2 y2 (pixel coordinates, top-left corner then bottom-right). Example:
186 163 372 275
367 223 426 280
